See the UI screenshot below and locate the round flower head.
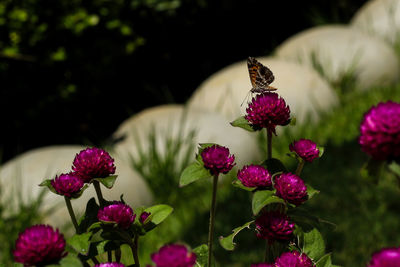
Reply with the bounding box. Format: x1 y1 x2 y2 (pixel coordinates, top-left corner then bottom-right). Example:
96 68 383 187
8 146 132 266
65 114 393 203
237 164 272 188
251 263 274 267
51 173 84 198
359 101 400 160
94 263 125 267
275 173 308 206
368 247 400 267
151 244 196 267
201 145 235 175
255 211 295 243
140 211 151 224
275 251 315 267
289 139 319 163
13 224 67 266
72 147 116 182
98 202 135 229
245 92 291 134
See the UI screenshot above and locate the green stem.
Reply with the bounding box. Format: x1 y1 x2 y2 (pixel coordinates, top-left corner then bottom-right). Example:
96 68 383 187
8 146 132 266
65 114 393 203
93 180 105 207
64 196 79 233
91 257 100 265
107 250 112 262
129 236 140 267
208 174 219 267
295 160 305 176
267 129 272 159
264 241 270 262
115 248 121 263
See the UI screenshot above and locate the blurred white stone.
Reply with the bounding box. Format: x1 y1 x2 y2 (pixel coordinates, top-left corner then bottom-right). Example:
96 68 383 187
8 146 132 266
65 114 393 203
351 0 400 45
112 104 261 168
0 145 153 229
187 57 338 124
275 25 399 90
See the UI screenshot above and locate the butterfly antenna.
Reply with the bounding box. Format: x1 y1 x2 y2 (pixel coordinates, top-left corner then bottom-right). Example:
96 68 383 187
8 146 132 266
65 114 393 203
240 89 252 107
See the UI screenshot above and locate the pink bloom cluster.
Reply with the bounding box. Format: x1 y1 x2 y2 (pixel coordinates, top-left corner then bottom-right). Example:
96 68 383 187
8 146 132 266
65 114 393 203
275 173 308 206
255 211 295 243
98 202 136 229
368 247 400 267
150 244 196 267
201 145 235 175
251 251 315 267
289 139 319 163
237 164 272 188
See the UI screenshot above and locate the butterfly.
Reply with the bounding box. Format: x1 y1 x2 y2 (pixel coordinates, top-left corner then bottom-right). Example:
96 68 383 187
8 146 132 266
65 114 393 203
247 57 277 93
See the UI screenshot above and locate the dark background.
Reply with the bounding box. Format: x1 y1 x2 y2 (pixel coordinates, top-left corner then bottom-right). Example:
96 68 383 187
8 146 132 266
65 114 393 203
0 0 367 162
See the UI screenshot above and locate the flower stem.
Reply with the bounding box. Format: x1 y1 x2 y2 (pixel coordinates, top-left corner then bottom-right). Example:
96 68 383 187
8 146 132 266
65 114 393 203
93 180 105 207
115 248 121 262
295 160 305 176
208 174 219 267
267 129 272 159
64 196 79 233
264 241 270 262
129 236 140 267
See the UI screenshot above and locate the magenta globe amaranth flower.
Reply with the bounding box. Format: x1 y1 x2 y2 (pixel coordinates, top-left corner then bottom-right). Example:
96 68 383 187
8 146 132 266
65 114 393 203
94 263 125 267
140 211 151 224
368 247 400 267
201 145 235 175
13 224 67 266
289 139 319 163
237 164 272 188
51 173 84 197
359 101 400 160
245 92 291 134
151 244 196 267
98 202 135 229
72 147 116 182
275 173 308 206
251 263 274 267
255 211 295 243
275 251 315 267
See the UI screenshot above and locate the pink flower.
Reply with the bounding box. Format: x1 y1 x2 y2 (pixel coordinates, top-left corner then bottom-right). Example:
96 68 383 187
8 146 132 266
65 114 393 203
201 145 235 175
151 244 196 267
359 101 400 160
237 165 272 188
98 202 135 229
72 147 116 182
368 247 400 267
289 139 319 163
94 263 125 267
13 225 67 266
255 211 295 243
274 173 308 206
51 173 84 198
251 263 275 267
140 211 151 224
245 92 291 134
275 251 315 267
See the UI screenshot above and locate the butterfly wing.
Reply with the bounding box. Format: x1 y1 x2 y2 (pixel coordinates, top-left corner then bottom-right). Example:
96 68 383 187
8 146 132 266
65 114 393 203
247 57 276 92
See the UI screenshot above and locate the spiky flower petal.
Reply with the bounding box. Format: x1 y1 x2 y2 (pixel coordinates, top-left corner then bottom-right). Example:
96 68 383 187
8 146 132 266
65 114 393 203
98 202 135 229
274 173 308 206
237 164 272 188
289 139 319 163
201 145 235 175
51 173 84 198
255 211 295 243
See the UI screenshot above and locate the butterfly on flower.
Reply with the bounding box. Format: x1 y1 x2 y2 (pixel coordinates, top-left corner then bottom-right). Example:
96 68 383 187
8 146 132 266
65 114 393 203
247 57 277 93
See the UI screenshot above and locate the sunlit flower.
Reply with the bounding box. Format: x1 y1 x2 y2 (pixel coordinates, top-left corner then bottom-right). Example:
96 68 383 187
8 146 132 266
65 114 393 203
201 145 235 175
275 251 315 267
274 173 308 206
245 92 291 134
13 225 67 266
359 101 400 160
51 173 84 198
94 263 125 267
368 247 400 267
255 211 295 243
237 164 272 188
72 147 116 182
98 202 135 229
289 139 319 163
151 244 196 267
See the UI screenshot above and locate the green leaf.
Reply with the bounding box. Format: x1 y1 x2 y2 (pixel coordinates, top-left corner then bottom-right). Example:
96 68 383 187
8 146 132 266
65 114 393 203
230 116 256 132
179 162 211 187
193 244 208 267
301 228 326 261
287 208 322 230
388 161 400 176
145 204 173 225
290 117 297 126
219 220 254 251
306 184 320 200
316 253 341 267
47 254 83 267
67 232 92 255
252 190 285 215
261 158 288 175
232 179 256 191
38 179 57 194
78 197 100 234
93 175 118 189
318 146 324 158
